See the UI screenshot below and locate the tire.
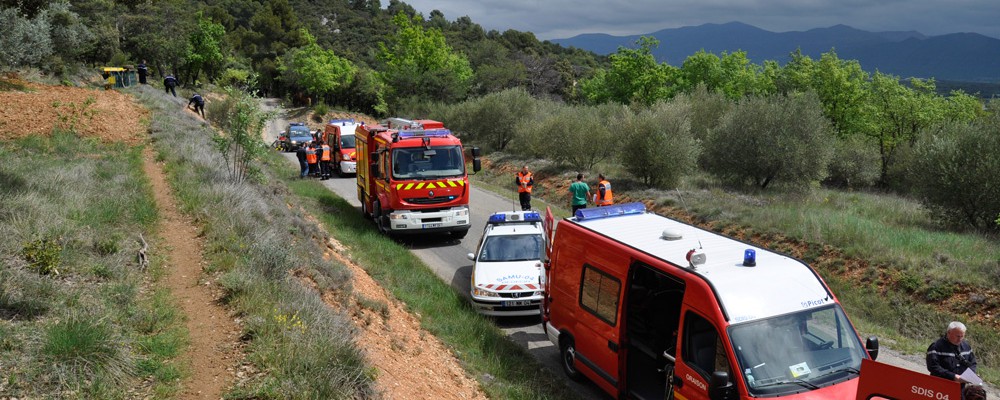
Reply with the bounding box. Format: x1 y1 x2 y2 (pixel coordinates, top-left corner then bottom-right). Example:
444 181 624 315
560 336 584 382
374 201 389 235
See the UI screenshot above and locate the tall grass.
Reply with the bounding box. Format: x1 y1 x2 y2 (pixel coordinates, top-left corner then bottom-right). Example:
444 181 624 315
286 176 577 400
131 85 374 398
0 130 183 398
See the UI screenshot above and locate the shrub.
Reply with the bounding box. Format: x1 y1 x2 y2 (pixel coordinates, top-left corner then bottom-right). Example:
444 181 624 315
703 92 834 189
910 112 1000 231
0 7 53 68
825 134 881 188
218 68 252 89
21 237 62 275
311 102 330 121
515 103 620 169
620 101 699 188
445 88 540 152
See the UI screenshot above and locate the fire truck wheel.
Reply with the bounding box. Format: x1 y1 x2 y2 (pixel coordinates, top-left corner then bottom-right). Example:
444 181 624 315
560 337 584 382
374 201 388 234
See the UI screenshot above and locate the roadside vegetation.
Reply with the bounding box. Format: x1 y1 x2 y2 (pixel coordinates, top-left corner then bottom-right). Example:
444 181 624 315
282 163 577 400
134 85 375 398
0 131 183 398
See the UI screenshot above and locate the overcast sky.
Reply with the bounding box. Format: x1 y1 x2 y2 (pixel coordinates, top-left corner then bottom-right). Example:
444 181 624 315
401 0 1000 40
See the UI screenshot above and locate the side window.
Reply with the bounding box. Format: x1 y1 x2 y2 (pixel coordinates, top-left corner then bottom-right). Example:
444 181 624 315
379 148 389 178
682 312 731 379
579 264 621 326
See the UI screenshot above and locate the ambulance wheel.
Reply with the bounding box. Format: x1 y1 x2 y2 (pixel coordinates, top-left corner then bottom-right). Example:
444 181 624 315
560 337 584 382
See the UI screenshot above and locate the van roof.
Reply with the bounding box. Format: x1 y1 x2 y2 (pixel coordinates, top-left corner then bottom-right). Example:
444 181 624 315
567 205 833 325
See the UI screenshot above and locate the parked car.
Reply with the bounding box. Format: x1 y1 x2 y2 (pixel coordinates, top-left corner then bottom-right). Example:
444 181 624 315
466 211 545 316
282 122 314 151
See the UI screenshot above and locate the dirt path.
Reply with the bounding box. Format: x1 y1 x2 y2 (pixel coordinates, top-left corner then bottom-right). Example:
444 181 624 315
304 236 488 400
143 147 241 399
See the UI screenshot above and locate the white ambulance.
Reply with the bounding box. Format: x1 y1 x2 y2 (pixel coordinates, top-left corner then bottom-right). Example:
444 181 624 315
467 211 546 316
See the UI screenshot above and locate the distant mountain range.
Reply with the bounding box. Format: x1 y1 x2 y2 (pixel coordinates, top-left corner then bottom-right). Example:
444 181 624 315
552 22 1000 83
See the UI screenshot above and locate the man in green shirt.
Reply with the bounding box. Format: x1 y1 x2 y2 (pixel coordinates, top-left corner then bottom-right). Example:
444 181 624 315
569 173 592 215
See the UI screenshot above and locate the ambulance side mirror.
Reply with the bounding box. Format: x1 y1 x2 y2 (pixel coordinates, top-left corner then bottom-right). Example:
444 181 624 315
473 159 482 173
709 371 736 400
866 336 879 360
471 146 482 158
466 253 475 261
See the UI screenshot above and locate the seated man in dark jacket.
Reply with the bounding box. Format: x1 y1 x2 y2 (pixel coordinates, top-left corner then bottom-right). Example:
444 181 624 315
927 321 985 399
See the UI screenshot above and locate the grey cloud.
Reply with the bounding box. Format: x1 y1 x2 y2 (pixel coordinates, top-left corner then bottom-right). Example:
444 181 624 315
403 0 1000 40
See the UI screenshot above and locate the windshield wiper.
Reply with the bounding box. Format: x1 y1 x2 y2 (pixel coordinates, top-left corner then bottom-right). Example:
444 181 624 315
813 366 860 381
752 379 820 390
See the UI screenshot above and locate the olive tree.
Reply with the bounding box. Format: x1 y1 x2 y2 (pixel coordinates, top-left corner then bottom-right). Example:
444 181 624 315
910 111 1000 231
621 101 699 188
703 92 834 189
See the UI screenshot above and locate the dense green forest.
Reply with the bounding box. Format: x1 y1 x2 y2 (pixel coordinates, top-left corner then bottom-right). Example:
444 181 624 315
0 0 603 114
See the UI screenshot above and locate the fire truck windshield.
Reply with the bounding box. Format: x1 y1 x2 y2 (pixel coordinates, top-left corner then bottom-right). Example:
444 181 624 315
391 146 465 180
728 304 865 396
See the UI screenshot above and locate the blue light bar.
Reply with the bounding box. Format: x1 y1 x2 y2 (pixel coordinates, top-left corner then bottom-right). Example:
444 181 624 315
489 214 507 224
574 202 646 221
397 129 452 138
523 212 542 222
329 118 355 125
289 122 305 126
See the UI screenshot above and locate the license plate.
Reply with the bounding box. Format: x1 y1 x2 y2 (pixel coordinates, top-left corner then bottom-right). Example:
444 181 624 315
502 300 532 307
422 223 442 228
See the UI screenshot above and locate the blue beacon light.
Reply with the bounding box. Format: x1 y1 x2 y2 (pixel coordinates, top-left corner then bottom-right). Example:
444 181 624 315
743 249 756 267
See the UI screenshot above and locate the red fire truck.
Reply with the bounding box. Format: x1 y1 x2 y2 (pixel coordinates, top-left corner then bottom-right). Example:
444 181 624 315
541 203 881 400
355 118 480 238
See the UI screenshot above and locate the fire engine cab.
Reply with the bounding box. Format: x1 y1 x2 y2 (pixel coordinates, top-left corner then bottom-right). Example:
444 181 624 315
541 203 880 400
322 118 362 177
355 118 481 238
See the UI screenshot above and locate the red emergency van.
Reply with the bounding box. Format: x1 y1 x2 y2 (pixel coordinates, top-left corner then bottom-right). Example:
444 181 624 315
541 203 879 400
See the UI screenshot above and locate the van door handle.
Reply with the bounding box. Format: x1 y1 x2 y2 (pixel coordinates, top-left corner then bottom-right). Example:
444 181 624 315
608 341 618 352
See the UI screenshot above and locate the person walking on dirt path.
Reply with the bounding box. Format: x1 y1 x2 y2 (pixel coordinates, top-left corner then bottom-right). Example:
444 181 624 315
296 144 309 178
137 60 148 84
569 173 591 214
516 165 534 211
595 173 614 207
163 74 177 97
188 93 205 118
927 321 986 400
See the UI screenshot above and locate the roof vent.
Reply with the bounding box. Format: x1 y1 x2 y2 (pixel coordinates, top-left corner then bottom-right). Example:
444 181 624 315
661 228 683 241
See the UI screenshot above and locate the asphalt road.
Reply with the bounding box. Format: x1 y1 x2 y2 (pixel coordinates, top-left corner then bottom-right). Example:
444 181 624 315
264 107 996 399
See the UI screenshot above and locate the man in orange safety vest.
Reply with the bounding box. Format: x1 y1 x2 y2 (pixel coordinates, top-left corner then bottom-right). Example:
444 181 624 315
516 165 534 211
595 173 613 206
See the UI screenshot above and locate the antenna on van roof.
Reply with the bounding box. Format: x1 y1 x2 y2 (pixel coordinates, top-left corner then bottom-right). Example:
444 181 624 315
674 189 703 250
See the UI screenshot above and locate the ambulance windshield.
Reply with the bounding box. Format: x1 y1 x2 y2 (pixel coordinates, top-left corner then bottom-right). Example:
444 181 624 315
392 145 464 180
728 304 865 396
478 234 544 262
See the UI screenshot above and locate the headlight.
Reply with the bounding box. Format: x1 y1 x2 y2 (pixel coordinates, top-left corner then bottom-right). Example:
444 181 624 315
455 207 469 217
389 213 408 220
291 140 298 144
533 291 544 296
473 287 500 297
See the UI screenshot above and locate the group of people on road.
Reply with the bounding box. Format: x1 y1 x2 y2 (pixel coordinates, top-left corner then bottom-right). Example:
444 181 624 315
295 132 334 180
514 166 614 213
